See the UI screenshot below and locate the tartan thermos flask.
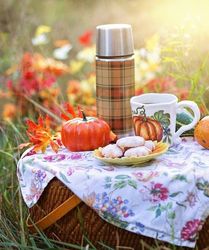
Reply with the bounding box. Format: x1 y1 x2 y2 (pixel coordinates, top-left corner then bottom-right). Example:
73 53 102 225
96 24 135 137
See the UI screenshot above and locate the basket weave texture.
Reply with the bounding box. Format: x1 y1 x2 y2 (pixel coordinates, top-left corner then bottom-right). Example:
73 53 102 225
29 178 209 249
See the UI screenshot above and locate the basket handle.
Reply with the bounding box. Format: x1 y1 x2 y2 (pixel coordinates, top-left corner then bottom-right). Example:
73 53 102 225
26 194 82 233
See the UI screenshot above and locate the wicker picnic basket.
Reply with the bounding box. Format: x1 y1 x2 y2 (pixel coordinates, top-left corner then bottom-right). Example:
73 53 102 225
28 178 209 249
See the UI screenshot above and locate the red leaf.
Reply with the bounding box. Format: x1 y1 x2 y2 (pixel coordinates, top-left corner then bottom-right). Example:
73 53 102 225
65 103 76 118
26 119 38 131
38 116 44 127
61 113 70 121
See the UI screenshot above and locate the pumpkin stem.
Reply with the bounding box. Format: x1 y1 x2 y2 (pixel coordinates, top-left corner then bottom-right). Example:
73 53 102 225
139 106 147 121
81 110 88 121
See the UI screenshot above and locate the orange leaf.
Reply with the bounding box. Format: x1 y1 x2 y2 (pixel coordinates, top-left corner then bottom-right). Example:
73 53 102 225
50 140 59 153
26 115 61 153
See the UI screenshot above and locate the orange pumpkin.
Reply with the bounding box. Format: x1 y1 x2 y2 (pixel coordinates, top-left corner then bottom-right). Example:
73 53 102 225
61 111 116 152
194 116 209 149
133 115 163 142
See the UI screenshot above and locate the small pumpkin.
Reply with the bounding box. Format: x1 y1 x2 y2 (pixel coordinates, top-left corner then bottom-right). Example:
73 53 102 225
133 115 163 142
61 111 117 151
194 116 209 149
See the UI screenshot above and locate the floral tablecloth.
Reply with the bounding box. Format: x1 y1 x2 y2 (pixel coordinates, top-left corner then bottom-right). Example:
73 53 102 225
17 137 209 248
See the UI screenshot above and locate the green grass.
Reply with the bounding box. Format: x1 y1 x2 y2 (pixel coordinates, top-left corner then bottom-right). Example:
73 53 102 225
0 120 94 249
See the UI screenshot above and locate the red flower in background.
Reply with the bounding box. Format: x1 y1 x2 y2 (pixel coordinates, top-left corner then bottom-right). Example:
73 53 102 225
79 31 93 46
6 52 68 96
146 77 175 92
67 80 81 95
136 76 189 100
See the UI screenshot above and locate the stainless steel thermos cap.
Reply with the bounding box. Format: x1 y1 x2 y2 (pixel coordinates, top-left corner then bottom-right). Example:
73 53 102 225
96 24 134 57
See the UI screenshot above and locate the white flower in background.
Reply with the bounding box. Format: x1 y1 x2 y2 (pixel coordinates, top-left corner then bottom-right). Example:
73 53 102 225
53 44 72 60
147 49 161 64
138 48 147 58
134 35 162 87
32 33 49 46
77 45 96 63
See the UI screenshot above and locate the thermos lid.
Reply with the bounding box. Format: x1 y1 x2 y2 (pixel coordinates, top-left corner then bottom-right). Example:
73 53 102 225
96 24 134 57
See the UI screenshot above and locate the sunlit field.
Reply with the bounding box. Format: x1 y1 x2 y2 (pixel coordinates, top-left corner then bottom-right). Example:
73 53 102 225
1 0 209 249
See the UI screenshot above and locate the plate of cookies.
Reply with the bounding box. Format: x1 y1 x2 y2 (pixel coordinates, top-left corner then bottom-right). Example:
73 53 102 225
93 136 169 166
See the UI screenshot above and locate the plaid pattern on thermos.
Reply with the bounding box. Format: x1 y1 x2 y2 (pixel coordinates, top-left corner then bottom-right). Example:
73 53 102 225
96 58 135 137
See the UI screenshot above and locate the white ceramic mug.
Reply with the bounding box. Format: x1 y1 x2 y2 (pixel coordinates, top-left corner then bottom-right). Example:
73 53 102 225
130 93 200 145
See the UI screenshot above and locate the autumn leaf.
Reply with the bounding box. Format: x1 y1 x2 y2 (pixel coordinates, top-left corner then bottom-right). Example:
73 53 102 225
26 115 61 153
61 103 82 121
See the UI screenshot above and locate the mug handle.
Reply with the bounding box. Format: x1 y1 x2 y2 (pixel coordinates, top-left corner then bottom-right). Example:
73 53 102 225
174 101 201 140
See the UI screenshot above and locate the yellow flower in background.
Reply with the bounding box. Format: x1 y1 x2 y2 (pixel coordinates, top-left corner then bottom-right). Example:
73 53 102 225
80 80 96 105
39 88 60 102
34 53 69 76
67 79 95 106
69 60 85 74
67 80 82 105
2 103 16 121
35 25 51 36
76 45 96 63
146 34 159 52
87 73 96 83
32 25 51 46
134 35 162 87
87 73 96 87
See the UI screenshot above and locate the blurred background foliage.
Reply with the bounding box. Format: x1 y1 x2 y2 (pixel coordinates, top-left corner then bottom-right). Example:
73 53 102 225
1 1 209 249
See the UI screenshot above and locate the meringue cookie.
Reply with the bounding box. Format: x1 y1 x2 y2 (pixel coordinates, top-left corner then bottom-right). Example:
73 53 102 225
116 136 145 149
101 144 123 158
124 146 151 157
144 140 156 151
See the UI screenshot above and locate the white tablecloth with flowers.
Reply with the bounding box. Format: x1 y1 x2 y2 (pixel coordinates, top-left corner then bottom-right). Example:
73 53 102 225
17 137 209 248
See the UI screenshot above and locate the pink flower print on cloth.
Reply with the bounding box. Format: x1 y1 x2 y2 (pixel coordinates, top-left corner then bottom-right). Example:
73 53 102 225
140 182 169 203
25 169 47 202
132 171 159 182
181 219 203 241
43 154 66 162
